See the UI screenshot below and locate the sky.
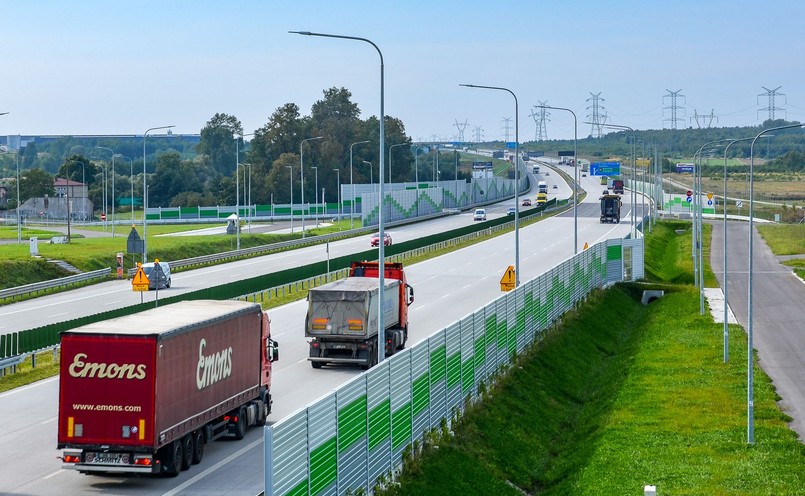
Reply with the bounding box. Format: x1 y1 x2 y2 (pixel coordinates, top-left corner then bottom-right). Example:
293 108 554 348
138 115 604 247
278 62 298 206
2 0 805 142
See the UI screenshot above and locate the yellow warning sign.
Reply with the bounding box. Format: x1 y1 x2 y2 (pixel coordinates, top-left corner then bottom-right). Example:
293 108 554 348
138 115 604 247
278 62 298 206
583 242 589 250
132 264 150 292
707 192 713 200
500 265 516 292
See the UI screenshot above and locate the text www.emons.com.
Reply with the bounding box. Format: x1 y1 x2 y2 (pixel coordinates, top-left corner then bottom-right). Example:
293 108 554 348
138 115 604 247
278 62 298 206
72 404 142 412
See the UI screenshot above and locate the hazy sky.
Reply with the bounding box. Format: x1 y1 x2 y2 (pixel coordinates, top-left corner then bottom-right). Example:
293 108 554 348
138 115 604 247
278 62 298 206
2 0 804 141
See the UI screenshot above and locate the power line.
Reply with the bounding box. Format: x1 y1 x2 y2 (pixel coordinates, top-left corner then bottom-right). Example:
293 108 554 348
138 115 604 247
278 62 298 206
663 89 686 129
500 117 512 142
453 119 469 142
473 125 484 143
586 92 608 137
757 86 787 121
690 108 718 128
530 101 550 141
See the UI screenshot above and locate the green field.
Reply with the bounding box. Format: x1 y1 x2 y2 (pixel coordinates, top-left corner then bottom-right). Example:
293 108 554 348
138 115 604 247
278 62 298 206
379 221 805 496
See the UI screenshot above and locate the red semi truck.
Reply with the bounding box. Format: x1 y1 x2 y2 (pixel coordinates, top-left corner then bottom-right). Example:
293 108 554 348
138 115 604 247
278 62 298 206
57 299 279 477
307 261 414 369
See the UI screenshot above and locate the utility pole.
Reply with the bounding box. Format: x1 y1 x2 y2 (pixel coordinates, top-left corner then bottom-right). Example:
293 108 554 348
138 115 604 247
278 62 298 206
473 126 484 143
586 92 607 137
530 101 550 141
453 119 469 143
757 86 786 121
501 117 513 143
663 89 686 129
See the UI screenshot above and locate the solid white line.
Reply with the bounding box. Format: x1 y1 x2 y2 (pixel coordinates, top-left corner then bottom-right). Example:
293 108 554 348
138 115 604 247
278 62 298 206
43 470 64 480
160 438 262 496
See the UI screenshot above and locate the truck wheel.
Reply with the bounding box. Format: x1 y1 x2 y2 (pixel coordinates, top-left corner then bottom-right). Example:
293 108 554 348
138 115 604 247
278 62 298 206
191 430 204 465
181 435 193 471
311 361 323 369
233 407 247 440
161 440 183 477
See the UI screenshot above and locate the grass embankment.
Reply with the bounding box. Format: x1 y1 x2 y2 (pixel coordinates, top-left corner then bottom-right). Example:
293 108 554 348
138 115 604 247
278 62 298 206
380 221 805 496
758 224 805 279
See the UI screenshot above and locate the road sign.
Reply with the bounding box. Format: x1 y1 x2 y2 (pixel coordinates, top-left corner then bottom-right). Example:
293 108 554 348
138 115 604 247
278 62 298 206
590 161 621 176
500 265 515 292
686 190 692 197
736 200 743 208
132 265 149 292
557 150 575 157
100 213 107 221
686 196 693 203
707 200 713 206
706 193 713 200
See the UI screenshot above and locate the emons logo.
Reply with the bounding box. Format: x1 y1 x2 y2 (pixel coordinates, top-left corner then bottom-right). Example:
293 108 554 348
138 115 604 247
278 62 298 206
68 353 147 380
196 339 233 390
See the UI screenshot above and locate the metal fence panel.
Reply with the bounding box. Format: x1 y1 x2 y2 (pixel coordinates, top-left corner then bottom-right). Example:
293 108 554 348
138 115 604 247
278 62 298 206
445 321 463 414
270 412 309 496
428 331 447 431
308 397 338 496
410 342 430 444
367 359 392 488
337 377 368 495
390 348 412 462
460 314 475 397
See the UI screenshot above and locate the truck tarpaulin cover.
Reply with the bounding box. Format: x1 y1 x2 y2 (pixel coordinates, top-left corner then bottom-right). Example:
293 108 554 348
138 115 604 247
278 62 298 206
306 277 400 338
58 300 263 449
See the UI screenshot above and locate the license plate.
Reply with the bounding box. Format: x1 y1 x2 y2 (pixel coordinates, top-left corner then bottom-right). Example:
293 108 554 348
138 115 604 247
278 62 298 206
331 344 348 349
87 452 129 464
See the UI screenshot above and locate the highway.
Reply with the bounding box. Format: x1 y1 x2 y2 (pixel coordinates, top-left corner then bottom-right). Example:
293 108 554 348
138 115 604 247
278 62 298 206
0 163 636 495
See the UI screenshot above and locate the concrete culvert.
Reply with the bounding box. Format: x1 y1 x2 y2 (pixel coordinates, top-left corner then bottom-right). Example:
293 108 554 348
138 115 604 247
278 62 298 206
641 290 665 306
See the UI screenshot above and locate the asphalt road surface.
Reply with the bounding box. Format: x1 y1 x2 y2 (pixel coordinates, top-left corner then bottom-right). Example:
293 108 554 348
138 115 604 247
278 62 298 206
710 220 805 440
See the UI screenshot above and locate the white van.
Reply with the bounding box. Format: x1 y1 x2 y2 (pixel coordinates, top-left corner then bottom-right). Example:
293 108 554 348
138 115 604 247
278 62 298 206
141 261 171 290
473 208 487 221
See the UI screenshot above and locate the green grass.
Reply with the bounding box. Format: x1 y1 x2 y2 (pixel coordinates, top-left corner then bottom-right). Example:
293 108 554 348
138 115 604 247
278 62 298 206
757 224 805 256
381 222 805 496
0 350 60 393
643 220 718 286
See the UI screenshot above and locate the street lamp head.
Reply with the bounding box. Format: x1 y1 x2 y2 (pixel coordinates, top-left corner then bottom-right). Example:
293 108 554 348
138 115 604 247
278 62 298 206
289 30 312 36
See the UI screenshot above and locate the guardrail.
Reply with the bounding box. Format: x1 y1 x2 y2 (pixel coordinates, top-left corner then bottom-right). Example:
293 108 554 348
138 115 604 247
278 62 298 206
0 268 111 301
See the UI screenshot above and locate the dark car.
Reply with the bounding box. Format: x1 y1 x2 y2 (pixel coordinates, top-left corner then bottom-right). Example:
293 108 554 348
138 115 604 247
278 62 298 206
522 198 532 206
371 232 392 247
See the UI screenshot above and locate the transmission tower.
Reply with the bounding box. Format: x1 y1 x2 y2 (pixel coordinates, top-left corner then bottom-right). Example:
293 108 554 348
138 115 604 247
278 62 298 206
453 119 469 143
690 109 718 129
473 125 484 143
662 89 686 129
586 92 608 137
530 101 550 141
757 86 787 121
500 117 513 142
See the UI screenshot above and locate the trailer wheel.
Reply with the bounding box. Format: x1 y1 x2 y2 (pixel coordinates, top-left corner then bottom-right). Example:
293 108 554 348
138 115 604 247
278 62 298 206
191 430 204 465
161 440 183 477
233 406 247 440
181 435 193 471
311 361 323 369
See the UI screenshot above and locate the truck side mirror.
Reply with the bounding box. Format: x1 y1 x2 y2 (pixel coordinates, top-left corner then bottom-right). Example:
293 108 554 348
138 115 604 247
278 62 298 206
270 339 279 362
405 284 414 306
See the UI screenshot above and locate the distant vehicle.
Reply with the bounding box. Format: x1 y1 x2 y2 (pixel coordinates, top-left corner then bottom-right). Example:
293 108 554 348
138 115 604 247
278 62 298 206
522 198 532 207
532 165 540 174
473 208 487 221
600 193 622 223
141 261 171 290
371 232 392 247
507 207 516 216
553 184 558 189
536 193 548 206
582 173 587 177
538 181 548 194
545 171 550 176
612 179 625 194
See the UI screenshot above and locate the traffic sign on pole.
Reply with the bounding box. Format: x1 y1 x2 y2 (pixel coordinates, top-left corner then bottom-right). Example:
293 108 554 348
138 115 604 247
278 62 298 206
500 265 515 292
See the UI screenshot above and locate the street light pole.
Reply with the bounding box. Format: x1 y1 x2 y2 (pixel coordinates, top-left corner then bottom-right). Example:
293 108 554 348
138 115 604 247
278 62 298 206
300 136 323 239
286 165 294 232
721 137 753 363
462 83 520 286
94 146 116 236
235 133 255 250
349 140 370 230
334 168 340 225
388 142 407 185
143 125 175 263
537 105 578 253
115 155 134 223
364 161 373 189
311 166 319 227
291 29 388 362
746 122 803 444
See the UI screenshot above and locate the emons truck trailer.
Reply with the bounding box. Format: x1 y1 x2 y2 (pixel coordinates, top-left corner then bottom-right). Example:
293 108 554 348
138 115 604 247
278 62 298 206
58 300 279 477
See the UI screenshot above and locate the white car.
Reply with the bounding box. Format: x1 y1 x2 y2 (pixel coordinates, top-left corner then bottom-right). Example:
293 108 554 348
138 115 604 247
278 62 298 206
473 208 487 221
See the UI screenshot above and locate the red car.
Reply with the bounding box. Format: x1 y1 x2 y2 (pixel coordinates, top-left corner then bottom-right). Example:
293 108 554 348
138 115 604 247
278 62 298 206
370 232 392 247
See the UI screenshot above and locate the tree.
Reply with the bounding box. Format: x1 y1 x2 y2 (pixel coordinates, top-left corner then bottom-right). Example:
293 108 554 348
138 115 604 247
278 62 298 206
57 155 100 185
148 152 204 207
11 168 55 205
197 113 243 176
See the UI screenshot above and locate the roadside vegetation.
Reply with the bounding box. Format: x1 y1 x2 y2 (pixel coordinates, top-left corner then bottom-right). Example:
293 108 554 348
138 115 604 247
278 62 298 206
377 221 805 496
757 223 805 279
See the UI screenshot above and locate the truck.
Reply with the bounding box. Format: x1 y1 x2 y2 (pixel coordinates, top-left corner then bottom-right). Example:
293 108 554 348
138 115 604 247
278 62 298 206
532 164 540 174
538 180 548 194
611 179 625 194
58 300 279 477
600 193 622 223
307 261 414 370
536 192 548 206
